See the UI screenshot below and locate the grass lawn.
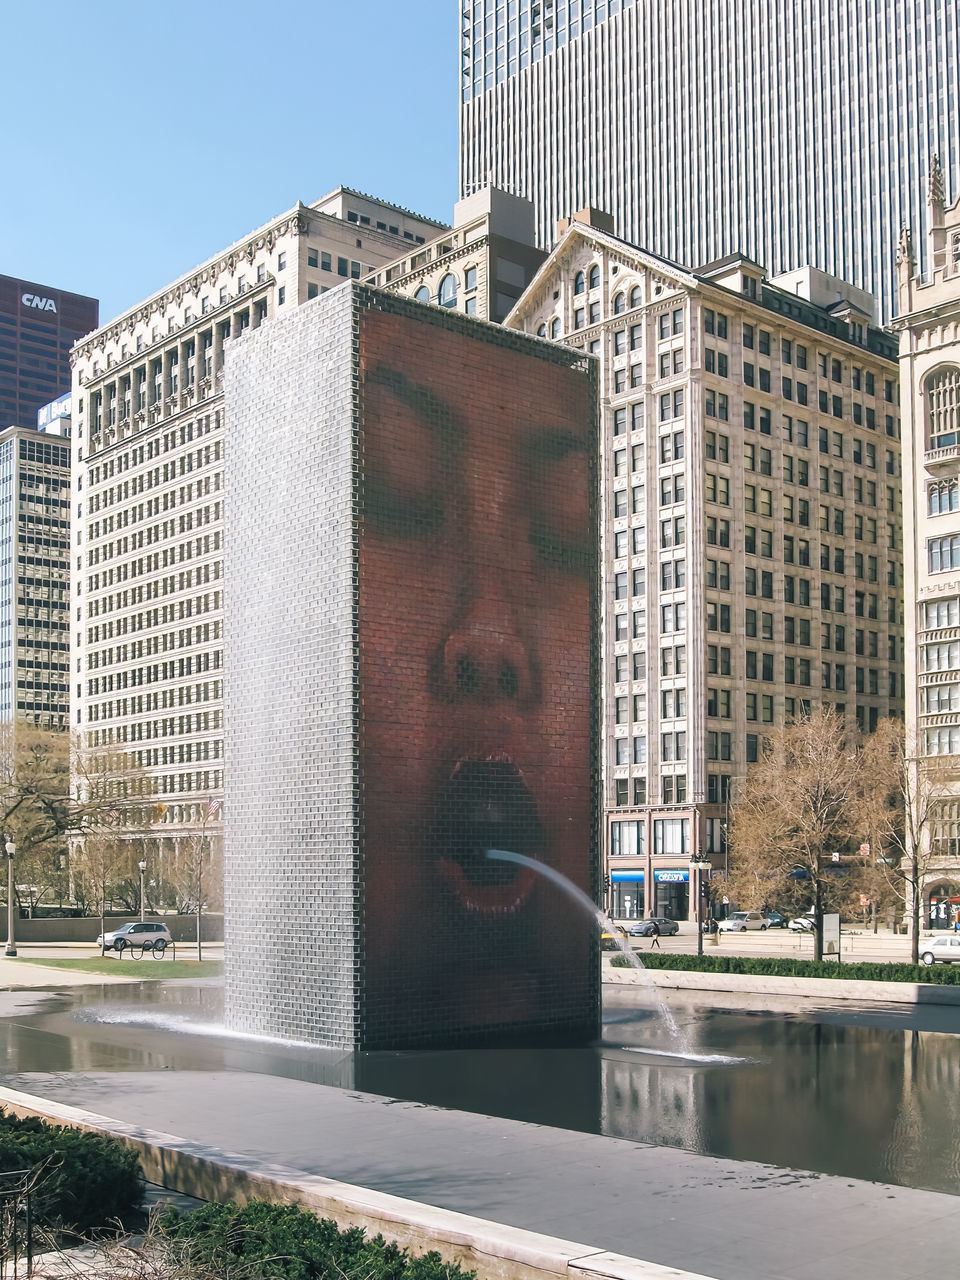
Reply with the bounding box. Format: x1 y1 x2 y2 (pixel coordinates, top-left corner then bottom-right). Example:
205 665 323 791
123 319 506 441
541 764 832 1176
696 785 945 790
17 956 223 979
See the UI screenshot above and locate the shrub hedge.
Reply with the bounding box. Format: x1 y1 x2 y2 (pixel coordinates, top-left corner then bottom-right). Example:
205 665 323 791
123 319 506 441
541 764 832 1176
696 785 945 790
608 952 960 983
158 1201 476 1280
0 1110 142 1232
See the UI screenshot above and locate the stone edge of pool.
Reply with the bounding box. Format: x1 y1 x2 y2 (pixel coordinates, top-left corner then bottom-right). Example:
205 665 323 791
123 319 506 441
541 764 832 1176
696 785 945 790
604 959 960 1003
0 1085 716 1280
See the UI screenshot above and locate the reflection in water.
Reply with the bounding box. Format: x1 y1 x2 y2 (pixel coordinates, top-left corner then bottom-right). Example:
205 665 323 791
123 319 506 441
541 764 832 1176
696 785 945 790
1 980 959 1195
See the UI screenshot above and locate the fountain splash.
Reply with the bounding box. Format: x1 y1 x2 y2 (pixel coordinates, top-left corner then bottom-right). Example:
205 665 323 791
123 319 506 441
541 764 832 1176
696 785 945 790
485 848 684 1047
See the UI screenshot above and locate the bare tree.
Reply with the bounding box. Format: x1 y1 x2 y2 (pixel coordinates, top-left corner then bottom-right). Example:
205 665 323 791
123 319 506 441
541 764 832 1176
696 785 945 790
70 738 152 940
857 718 954 964
0 723 72 917
165 798 222 962
729 708 861 960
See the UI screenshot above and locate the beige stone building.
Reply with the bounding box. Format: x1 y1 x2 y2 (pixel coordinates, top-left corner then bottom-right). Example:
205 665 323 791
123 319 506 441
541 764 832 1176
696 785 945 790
508 216 904 921
896 163 960 927
70 189 446 876
365 186 543 321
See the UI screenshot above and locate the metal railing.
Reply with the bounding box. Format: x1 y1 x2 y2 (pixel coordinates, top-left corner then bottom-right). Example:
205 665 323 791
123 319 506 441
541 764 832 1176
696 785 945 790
0 1169 34 1278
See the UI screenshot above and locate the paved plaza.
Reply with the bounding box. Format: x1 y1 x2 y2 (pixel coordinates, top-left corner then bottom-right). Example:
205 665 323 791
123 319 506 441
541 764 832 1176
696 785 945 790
3 1065 958 1280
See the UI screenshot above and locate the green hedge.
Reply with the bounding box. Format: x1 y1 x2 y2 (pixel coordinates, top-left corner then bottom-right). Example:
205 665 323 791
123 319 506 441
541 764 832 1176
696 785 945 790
158 1201 476 1280
0 1110 142 1232
608 952 960 983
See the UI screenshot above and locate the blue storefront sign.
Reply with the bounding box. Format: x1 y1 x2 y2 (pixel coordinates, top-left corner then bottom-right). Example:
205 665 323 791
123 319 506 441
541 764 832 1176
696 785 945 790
653 869 689 883
611 870 645 882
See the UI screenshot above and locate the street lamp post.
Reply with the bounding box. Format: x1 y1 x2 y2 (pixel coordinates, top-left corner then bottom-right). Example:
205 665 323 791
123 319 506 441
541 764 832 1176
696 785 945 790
139 860 147 923
689 858 712 958
5 840 15 958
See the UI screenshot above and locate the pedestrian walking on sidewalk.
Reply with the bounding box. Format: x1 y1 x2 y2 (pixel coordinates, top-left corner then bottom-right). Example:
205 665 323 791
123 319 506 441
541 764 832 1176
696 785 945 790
649 919 661 950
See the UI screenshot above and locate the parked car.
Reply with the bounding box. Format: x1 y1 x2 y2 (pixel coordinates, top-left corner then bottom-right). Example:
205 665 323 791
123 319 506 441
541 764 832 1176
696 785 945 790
788 911 817 932
763 911 788 928
628 917 679 937
96 921 172 952
718 910 768 932
920 935 960 966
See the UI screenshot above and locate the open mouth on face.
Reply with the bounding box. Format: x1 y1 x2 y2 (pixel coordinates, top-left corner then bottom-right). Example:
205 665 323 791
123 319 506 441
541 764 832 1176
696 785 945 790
433 758 543 916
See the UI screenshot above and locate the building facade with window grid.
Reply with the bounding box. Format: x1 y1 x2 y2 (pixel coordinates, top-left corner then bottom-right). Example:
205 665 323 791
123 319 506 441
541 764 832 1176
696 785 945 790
70 189 446 870
0 424 71 727
507 218 904 920
896 176 960 926
460 0 958 324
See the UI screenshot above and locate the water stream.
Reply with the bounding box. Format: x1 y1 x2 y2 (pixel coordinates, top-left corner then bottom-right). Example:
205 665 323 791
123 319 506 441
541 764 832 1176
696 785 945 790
485 847 684 1047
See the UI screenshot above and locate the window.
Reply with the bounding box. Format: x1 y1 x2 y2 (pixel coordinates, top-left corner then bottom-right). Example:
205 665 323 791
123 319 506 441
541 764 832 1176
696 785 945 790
660 560 684 589
574 271 586 295
927 368 960 450
708 645 731 675
659 389 684 421
930 536 960 573
613 292 625 315
438 274 458 308
706 517 730 546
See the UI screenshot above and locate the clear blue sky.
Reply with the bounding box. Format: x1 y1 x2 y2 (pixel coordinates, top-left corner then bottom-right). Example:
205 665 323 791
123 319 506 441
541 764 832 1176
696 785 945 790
2 1 458 325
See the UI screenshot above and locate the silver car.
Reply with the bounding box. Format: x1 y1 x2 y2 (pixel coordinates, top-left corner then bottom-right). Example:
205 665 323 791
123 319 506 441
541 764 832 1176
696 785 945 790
718 910 768 932
920 935 960 966
96 921 172 952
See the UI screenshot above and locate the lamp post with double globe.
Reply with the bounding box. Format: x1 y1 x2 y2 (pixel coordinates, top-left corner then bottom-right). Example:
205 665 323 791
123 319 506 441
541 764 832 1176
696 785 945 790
4 840 16 958
689 857 712 958
139 860 147 923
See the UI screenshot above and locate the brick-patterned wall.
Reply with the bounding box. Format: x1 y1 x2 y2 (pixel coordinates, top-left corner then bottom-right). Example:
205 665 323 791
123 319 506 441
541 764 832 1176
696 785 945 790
224 285 599 1049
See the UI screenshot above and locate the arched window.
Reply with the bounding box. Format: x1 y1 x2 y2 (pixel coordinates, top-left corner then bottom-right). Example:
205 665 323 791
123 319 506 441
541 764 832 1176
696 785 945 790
414 286 430 304
438 274 458 308
588 264 600 290
574 271 586 295
537 323 547 337
550 317 561 339
629 286 642 308
613 292 626 315
929 479 960 515
927 367 960 450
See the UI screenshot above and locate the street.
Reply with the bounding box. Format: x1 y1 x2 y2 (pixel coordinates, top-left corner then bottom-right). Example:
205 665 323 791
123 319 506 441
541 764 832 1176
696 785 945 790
618 921 928 965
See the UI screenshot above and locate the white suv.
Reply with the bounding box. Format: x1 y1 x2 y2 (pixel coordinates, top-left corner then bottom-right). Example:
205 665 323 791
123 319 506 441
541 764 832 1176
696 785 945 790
97 921 173 953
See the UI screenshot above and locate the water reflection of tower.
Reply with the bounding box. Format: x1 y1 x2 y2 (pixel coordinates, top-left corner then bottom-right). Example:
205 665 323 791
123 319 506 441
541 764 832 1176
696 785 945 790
601 1053 701 1150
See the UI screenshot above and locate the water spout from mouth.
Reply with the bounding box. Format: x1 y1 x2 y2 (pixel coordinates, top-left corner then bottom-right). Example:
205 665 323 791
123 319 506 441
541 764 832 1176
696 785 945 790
486 848 684 1047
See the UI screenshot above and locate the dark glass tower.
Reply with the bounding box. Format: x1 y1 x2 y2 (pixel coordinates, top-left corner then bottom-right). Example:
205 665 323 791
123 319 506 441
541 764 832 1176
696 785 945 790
0 275 98 429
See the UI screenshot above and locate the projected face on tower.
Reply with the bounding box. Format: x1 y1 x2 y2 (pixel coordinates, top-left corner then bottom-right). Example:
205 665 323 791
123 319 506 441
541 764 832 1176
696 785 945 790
357 309 595 1041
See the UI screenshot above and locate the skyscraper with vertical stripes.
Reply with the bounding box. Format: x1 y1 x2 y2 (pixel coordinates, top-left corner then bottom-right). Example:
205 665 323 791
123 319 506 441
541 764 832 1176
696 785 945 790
459 0 958 323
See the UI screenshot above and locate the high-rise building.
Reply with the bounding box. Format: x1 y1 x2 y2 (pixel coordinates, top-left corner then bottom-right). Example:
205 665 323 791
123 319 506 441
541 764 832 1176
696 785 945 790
896 165 960 925
0 275 97 430
71 189 446 867
0 414 71 727
459 0 958 324
507 215 904 919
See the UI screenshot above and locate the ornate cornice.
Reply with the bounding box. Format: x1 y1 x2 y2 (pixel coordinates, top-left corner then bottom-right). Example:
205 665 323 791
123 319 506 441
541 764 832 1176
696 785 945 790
74 204 308 363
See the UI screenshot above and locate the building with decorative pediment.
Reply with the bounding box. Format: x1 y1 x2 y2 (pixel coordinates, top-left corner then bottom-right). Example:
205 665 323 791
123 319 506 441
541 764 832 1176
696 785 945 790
896 161 960 927
507 213 905 920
